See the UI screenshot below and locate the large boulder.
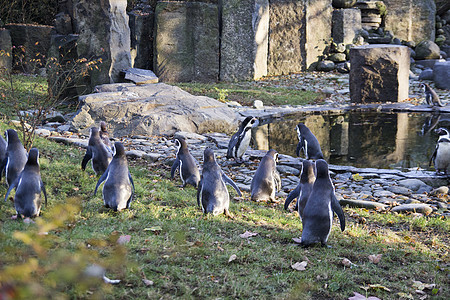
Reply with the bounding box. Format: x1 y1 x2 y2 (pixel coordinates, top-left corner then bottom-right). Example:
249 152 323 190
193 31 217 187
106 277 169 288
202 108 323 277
72 0 131 91
383 0 436 44
349 45 410 103
0 28 12 71
433 61 450 90
154 1 219 82
70 83 239 136
415 40 441 60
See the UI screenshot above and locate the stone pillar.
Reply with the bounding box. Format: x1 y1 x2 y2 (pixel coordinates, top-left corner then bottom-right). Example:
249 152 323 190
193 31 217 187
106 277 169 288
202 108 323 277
383 0 436 44
332 8 361 45
221 0 269 81
129 7 154 70
349 45 410 103
0 29 12 72
306 0 332 70
73 0 131 90
154 1 219 82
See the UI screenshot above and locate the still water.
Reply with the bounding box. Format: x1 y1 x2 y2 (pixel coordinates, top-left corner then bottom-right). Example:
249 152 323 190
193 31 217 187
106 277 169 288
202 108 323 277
251 112 450 171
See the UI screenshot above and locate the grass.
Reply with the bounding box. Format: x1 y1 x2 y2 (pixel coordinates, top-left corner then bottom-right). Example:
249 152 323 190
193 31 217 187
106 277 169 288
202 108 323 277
173 82 324 106
0 124 448 299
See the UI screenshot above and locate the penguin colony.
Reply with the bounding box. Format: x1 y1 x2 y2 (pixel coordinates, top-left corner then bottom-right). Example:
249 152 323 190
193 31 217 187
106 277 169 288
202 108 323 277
1 114 448 246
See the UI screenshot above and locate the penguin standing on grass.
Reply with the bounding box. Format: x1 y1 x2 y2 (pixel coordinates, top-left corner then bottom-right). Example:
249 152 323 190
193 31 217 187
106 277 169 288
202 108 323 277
82 127 112 175
250 149 282 203
170 137 200 188
94 142 135 211
227 116 259 163
0 129 28 187
300 159 345 247
4 148 47 218
296 123 324 160
197 148 242 217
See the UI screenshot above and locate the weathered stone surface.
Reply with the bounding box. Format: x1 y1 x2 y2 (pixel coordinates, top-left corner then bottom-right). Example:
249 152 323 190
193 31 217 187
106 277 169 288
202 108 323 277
349 45 410 103
54 12 73 35
268 0 305 75
418 68 433 80
397 179 428 191
339 199 387 210
73 0 131 91
70 83 238 137
383 0 436 44
391 203 433 215
415 40 441 60
317 60 335 71
123 68 158 84
129 8 154 70
332 8 361 45
0 29 12 71
221 0 269 81
433 61 450 90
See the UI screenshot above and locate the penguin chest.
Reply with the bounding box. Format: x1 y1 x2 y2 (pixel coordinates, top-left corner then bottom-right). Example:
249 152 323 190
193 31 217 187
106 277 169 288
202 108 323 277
436 143 450 172
236 131 252 158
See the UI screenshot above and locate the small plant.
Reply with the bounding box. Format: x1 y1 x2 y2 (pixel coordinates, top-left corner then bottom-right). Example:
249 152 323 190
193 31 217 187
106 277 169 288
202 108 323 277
214 87 229 103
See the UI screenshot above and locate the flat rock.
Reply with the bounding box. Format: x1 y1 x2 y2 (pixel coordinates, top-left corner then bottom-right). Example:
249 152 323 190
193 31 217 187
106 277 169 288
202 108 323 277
123 68 159 84
391 204 433 215
397 179 429 191
276 165 300 176
387 186 412 195
373 190 396 198
48 136 88 148
339 199 387 210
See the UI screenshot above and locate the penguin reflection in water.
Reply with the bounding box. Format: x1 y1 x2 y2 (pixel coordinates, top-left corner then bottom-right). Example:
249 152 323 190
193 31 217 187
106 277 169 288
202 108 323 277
94 142 135 211
171 137 200 188
250 149 281 203
429 128 450 175
4 148 47 218
227 116 259 163
300 159 345 247
197 148 242 217
82 127 113 175
296 123 324 160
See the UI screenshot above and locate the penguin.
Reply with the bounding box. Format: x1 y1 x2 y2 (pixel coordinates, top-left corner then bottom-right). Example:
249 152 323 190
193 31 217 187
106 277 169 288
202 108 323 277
300 159 345 247
197 148 242 216
93 142 135 211
421 83 444 107
170 137 200 188
296 123 324 160
81 127 112 175
227 116 259 163
250 149 282 202
4 148 47 218
0 135 6 175
429 128 450 174
284 159 316 219
0 129 28 187
99 121 112 149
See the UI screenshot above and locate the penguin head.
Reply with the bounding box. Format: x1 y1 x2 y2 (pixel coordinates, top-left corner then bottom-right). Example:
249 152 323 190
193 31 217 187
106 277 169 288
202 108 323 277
266 149 278 162
112 142 125 157
99 121 108 133
315 159 329 178
242 117 259 130
173 137 187 150
89 127 100 138
435 127 450 137
296 123 306 140
6 129 19 144
203 148 215 163
27 148 39 166
301 160 316 182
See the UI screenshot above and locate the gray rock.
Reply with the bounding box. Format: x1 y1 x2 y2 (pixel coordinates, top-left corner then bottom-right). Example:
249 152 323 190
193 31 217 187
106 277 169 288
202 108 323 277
387 186 412 195
418 68 433 80
126 150 146 158
373 190 396 198
332 8 362 45
276 165 300 176
415 59 446 69
397 179 428 191
0 29 12 71
391 203 433 215
123 68 158 84
433 61 450 90
328 53 347 63
415 40 441 60
350 45 410 103
339 199 387 210
316 60 335 72
143 153 162 162
35 128 52 137
57 124 71 132
430 186 449 195
253 100 264 109
174 131 208 141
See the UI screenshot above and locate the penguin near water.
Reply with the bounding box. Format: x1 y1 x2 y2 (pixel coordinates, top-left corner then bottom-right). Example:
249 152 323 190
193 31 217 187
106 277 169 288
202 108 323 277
300 159 345 247
227 116 259 163
250 149 282 203
170 137 200 188
82 127 113 175
421 83 444 107
0 129 28 187
197 148 242 217
94 142 135 211
429 128 450 174
296 123 324 160
284 159 316 219
4 148 47 218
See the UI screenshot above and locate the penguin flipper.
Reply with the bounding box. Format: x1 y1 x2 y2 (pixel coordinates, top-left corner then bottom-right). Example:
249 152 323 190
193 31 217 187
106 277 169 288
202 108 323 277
273 171 282 192
94 169 108 196
128 172 135 194
4 176 19 202
222 174 242 197
284 184 301 210
40 180 48 207
81 148 93 171
331 194 345 232
295 142 302 157
196 179 203 208
227 133 239 159
170 158 180 179
429 147 438 167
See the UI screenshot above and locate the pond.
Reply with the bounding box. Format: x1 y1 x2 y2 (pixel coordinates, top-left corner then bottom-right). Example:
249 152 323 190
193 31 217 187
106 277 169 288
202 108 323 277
251 111 450 171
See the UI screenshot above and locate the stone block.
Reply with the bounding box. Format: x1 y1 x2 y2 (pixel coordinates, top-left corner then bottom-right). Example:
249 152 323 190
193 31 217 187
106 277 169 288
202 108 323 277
154 1 219 82
433 61 450 90
221 0 269 81
123 68 158 84
383 0 436 44
332 8 362 45
349 45 410 103
0 28 12 71
129 8 154 70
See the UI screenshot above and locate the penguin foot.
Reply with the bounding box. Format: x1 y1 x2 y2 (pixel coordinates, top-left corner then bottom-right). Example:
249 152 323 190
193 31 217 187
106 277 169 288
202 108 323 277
10 215 18 220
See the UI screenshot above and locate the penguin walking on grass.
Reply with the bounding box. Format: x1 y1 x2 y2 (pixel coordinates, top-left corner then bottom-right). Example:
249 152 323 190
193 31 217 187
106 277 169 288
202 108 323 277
94 142 135 211
0 129 28 187
296 123 324 160
421 83 444 107
429 128 450 174
197 148 242 217
82 127 112 175
4 148 47 218
250 149 282 203
300 159 345 247
170 137 200 188
284 159 316 219
227 116 259 163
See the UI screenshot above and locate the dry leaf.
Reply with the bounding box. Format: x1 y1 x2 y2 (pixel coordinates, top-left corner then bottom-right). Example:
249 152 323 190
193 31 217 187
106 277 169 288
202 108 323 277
368 284 391 292
292 237 302 244
143 279 154 286
368 254 382 264
348 292 381 300
342 258 352 267
228 254 237 263
117 235 131 245
291 261 307 271
412 280 436 291
239 231 258 238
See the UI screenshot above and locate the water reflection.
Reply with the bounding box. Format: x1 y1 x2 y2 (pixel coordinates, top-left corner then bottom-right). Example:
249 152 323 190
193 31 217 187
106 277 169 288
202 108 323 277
252 112 450 171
